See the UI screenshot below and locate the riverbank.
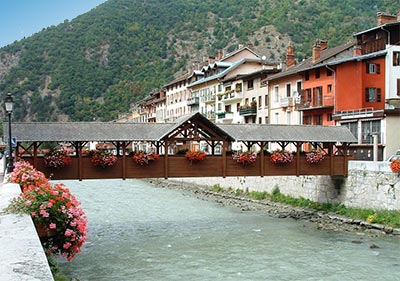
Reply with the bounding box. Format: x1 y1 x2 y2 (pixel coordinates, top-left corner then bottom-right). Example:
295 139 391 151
147 179 400 238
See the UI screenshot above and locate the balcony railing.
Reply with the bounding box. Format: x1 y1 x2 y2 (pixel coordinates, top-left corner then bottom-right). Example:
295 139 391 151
296 96 334 110
216 112 234 119
187 97 199 106
280 97 295 107
218 92 243 104
239 106 257 116
202 94 216 104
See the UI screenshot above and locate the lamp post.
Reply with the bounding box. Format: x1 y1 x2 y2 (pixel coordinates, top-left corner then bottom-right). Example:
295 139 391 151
5 93 14 173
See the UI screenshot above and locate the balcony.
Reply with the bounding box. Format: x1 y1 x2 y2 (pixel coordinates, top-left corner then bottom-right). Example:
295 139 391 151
205 111 216 120
216 112 234 120
296 96 334 111
202 94 216 104
280 97 295 107
218 91 243 104
239 106 257 116
187 97 199 106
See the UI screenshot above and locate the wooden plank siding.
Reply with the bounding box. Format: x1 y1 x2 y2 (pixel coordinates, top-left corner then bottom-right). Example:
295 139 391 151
20 154 348 180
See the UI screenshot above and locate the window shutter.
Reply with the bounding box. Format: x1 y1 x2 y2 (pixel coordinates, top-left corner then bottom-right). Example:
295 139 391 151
365 88 369 102
376 64 381 74
397 79 400 96
366 63 369 73
377 88 381 102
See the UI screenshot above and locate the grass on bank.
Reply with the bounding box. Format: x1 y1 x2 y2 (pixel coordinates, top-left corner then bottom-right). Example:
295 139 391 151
210 184 400 228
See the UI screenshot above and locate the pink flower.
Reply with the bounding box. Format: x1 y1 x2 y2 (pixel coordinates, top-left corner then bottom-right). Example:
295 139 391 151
63 242 71 249
64 229 74 237
25 200 32 206
49 223 56 229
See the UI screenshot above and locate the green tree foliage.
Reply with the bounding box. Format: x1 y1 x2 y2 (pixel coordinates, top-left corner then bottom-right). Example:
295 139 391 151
0 0 397 121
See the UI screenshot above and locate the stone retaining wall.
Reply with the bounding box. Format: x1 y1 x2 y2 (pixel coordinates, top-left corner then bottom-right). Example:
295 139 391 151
0 181 54 281
173 161 400 210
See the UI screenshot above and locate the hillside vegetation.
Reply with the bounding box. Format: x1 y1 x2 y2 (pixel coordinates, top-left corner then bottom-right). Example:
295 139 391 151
0 0 397 122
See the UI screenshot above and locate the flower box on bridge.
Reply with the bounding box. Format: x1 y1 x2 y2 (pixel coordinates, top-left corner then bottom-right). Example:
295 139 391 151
4 112 355 180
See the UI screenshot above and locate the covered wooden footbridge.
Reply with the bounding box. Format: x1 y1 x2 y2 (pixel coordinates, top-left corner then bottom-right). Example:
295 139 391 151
5 112 356 180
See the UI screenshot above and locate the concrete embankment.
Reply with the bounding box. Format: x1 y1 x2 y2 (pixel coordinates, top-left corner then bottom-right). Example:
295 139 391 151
148 174 400 238
0 164 54 281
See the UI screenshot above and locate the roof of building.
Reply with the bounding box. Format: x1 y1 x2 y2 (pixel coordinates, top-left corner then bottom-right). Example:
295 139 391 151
267 42 355 81
219 123 357 143
353 20 400 37
188 58 263 87
4 113 356 144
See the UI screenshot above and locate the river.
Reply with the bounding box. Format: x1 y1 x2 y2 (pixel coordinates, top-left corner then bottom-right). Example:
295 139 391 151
58 179 400 281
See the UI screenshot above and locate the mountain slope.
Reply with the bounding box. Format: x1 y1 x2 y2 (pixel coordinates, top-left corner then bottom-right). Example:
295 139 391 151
0 0 398 122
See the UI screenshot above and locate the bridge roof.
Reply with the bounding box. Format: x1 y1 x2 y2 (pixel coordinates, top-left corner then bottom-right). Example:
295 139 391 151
4 113 356 144
219 124 356 143
6 122 174 142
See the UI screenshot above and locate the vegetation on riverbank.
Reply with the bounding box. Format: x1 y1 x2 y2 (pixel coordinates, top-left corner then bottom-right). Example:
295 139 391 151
210 184 400 228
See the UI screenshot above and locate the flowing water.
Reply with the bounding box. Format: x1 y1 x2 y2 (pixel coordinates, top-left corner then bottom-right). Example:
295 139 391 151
58 179 400 281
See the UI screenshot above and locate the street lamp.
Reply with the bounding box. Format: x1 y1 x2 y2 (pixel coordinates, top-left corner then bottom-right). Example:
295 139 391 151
5 93 14 173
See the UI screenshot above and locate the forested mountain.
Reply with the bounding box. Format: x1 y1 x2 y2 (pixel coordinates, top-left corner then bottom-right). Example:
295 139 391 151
0 0 398 122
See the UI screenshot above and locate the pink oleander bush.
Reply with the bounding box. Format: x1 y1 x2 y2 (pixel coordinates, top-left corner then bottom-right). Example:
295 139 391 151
90 149 117 168
4 161 88 261
232 151 257 165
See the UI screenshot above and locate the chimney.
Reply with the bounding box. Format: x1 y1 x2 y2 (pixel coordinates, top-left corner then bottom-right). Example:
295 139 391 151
209 56 215 64
312 41 321 63
319 39 328 50
285 45 295 68
217 49 223 61
377 12 396 26
353 45 362 56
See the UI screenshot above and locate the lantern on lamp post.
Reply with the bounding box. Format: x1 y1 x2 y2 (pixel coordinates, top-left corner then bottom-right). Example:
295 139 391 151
4 93 14 173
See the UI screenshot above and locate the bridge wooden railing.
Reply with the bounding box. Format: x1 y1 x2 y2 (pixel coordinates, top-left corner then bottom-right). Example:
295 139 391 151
20 154 348 180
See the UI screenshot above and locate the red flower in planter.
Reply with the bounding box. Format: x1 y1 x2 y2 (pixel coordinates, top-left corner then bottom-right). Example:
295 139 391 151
390 159 400 173
270 150 294 164
305 150 325 164
232 151 257 165
185 150 207 162
44 149 71 169
90 150 117 168
133 151 160 165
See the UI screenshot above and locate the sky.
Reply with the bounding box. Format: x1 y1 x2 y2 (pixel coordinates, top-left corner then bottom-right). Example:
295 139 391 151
0 0 108 48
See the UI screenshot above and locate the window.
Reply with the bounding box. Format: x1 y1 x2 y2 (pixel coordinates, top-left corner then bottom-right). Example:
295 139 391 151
366 63 380 74
365 88 381 102
393 51 400 66
296 81 302 92
342 122 358 141
315 115 322 125
398 79 400 96
258 117 262 124
327 84 332 93
315 68 320 79
274 86 279 102
265 116 269 124
327 114 333 121
304 116 311 125
247 79 254 90
264 95 269 107
327 68 333 76
286 84 291 97
287 111 291 125
258 96 262 107
274 113 279 124
235 83 242 92
305 71 310 81
361 120 381 144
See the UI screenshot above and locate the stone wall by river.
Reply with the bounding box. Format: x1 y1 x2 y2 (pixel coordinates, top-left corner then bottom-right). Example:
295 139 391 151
169 161 400 210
